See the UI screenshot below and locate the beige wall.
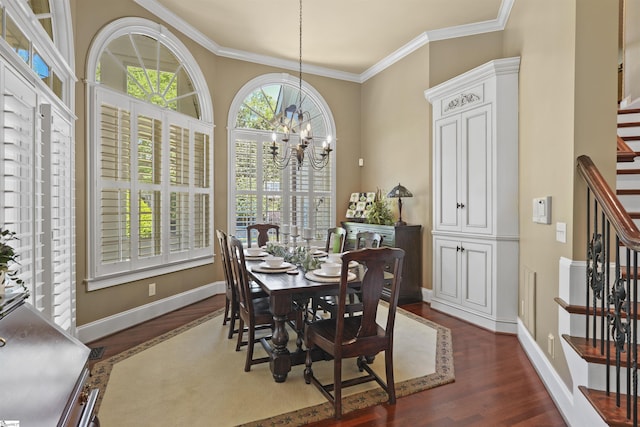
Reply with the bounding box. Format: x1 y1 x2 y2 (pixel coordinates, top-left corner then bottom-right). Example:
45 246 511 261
503 0 618 387
72 0 360 325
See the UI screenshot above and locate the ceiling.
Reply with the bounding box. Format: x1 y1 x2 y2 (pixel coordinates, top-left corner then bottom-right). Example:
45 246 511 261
137 0 508 81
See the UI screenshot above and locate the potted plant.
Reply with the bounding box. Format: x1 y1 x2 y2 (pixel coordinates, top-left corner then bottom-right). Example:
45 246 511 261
0 227 23 289
366 189 394 225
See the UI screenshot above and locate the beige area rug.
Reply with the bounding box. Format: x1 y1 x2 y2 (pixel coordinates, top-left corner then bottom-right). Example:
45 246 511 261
89 305 454 426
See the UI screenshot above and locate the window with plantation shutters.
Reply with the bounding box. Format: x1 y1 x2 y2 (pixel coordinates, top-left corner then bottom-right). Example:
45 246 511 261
88 87 213 288
0 2 76 334
229 75 336 244
86 18 213 289
1 66 44 310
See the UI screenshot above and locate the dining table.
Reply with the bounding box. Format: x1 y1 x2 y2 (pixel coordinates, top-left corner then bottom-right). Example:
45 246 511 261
245 255 361 383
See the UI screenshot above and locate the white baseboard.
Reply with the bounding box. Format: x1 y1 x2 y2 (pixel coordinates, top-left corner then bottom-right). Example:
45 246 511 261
77 281 225 343
421 287 432 303
517 318 573 426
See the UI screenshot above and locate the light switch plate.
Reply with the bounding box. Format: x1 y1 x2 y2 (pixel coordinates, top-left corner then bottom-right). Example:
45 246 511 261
556 222 567 243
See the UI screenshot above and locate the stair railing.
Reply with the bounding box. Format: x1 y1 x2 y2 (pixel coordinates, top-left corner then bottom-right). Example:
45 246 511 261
577 154 639 425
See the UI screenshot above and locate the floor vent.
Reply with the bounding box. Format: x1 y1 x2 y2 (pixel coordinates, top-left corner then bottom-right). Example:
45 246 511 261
89 346 105 360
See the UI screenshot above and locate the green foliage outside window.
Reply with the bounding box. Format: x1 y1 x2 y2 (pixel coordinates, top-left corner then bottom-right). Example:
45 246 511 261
127 66 178 110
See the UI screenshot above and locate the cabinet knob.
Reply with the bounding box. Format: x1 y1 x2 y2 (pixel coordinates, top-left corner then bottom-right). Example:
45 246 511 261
0 337 6 347
456 202 465 209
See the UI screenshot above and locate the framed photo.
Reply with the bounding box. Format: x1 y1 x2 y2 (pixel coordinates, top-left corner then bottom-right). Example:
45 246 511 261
346 192 375 221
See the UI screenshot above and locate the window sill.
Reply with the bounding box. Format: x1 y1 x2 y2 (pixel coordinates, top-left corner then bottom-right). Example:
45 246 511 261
84 257 214 291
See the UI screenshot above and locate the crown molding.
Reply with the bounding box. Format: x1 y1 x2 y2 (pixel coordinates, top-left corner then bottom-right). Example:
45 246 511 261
360 0 515 82
134 0 515 84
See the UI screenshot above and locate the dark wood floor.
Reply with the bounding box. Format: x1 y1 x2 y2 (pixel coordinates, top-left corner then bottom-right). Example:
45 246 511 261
86 296 567 426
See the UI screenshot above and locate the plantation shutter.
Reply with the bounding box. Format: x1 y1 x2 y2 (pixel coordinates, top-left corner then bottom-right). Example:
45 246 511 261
192 126 211 253
168 123 189 255
42 103 76 333
96 89 132 277
1 67 45 312
136 112 163 263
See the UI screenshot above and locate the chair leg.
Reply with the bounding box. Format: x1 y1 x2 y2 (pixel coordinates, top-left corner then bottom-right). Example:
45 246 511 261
334 356 342 419
227 308 237 339
304 349 313 384
245 321 255 372
385 348 396 404
223 296 230 325
235 319 245 351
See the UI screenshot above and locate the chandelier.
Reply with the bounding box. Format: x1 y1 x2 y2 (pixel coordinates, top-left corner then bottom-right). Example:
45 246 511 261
270 0 332 171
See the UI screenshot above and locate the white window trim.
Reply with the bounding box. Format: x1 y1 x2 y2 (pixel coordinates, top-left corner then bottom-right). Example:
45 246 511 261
227 73 337 237
85 18 214 291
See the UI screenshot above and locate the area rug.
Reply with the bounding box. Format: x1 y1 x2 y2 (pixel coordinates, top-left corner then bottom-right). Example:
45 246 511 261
89 305 454 426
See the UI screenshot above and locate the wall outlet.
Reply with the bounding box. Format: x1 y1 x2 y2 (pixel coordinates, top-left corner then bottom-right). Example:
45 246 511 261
148 282 156 296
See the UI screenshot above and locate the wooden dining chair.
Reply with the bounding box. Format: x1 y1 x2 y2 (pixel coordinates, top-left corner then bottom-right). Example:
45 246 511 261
314 230 381 318
217 229 266 340
227 235 275 371
355 231 383 249
303 246 405 419
324 227 346 253
247 223 279 247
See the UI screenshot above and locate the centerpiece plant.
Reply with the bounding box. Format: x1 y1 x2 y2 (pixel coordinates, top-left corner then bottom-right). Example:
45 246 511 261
264 243 322 272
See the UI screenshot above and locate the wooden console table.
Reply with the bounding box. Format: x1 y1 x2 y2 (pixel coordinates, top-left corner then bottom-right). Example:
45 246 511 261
342 221 423 304
0 302 100 426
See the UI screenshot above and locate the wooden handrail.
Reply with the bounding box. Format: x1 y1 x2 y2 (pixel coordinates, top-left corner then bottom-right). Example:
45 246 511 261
577 155 640 250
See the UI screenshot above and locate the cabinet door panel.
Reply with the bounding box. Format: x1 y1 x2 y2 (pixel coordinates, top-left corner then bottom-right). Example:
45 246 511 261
462 105 492 234
434 116 460 231
461 241 492 314
434 238 460 303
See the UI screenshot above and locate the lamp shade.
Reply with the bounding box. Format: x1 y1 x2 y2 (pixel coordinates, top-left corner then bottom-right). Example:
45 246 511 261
387 183 413 199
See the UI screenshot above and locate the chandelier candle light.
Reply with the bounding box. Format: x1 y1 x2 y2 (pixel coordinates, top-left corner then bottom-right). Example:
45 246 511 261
270 0 332 171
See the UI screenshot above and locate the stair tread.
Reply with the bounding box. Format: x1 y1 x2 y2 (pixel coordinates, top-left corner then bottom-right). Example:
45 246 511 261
618 108 640 114
554 297 640 319
616 188 640 195
580 386 637 427
617 168 640 174
618 122 640 128
562 335 635 367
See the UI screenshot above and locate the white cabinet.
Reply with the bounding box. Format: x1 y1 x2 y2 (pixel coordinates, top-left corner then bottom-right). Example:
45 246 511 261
434 104 492 235
433 237 492 314
425 57 520 333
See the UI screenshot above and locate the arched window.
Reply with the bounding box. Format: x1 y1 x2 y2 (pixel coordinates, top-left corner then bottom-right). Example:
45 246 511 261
228 74 336 243
86 18 214 290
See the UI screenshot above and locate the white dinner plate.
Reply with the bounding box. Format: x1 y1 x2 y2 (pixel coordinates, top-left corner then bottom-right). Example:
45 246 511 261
305 271 357 283
313 269 341 278
259 261 293 270
244 251 269 258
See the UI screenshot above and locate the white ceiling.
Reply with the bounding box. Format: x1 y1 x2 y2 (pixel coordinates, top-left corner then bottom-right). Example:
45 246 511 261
136 0 509 81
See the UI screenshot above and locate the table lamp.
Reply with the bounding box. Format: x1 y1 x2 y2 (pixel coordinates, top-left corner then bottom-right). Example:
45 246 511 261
387 183 413 226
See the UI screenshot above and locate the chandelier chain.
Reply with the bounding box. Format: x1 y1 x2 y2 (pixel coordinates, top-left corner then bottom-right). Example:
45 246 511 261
298 0 303 107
